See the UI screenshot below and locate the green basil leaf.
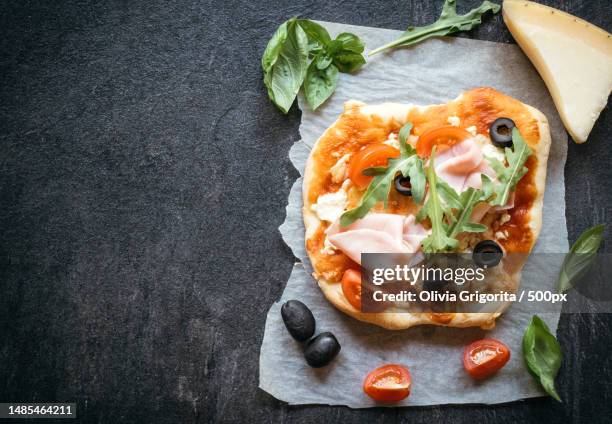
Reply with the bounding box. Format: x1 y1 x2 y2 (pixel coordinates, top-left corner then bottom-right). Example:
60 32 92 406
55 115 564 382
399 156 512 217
557 224 605 293
483 127 532 206
332 52 366 73
304 62 339 111
370 0 500 55
522 315 563 402
297 19 331 47
340 122 423 227
315 53 333 70
262 19 309 114
262 20 289 72
334 32 365 53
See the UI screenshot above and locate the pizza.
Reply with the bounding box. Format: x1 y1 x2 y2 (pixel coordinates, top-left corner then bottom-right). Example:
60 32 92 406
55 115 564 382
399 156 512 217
302 87 551 329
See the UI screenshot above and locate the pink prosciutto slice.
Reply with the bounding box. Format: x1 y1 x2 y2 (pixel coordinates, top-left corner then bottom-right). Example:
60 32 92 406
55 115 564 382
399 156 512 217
326 214 429 264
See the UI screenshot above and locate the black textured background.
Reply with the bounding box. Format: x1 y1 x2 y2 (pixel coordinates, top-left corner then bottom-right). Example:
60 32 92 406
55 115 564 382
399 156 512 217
0 0 610 423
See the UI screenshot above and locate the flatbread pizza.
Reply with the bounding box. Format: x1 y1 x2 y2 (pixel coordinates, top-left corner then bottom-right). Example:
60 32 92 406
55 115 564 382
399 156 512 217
303 87 551 329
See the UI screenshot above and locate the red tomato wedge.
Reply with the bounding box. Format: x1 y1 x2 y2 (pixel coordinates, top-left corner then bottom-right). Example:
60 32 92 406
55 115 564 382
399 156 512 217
463 338 511 380
341 269 362 310
416 126 473 157
348 144 399 189
363 364 412 403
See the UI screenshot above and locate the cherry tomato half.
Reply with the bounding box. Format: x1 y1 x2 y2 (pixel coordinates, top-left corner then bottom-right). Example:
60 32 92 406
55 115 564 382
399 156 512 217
463 338 511 380
349 144 399 189
363 364 412 403
341 269 362 310
416 126 473 157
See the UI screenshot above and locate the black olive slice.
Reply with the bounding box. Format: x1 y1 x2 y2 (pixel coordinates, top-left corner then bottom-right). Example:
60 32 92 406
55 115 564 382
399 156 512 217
489 117 516 148
394 175 412 196
281 300 316 342
472 240 503 268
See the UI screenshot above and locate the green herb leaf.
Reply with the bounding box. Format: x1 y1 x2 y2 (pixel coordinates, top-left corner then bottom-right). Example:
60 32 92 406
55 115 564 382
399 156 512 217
522 315 563 402
332 52 366 73
262 20 289 72
417 156 487 252
297 19 332 47
263 19 366 112
315 53 333 70
304 62 339 110
333 32 365 53
262 18 309 114
369 0 500 56
419 148 459 253
340 123 424 227
446 188 487 238
483 127 532 206
557 224 605 293
397 123 426 204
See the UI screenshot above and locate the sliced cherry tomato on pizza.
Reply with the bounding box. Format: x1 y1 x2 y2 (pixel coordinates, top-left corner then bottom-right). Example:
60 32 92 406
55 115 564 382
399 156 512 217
363 364 412 403
348 144 399 189
341 269 362 310
416 126 473 157
463 338 511 380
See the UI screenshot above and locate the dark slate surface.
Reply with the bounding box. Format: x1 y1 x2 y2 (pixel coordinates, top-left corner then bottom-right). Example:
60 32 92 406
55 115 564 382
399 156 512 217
0 0 610 422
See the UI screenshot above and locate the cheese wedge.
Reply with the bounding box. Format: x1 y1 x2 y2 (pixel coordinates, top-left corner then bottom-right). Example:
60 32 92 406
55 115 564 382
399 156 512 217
503 0 612 143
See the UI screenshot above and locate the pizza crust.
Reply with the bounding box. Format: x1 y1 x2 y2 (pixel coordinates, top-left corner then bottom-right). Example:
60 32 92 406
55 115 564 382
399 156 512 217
303 88 552 330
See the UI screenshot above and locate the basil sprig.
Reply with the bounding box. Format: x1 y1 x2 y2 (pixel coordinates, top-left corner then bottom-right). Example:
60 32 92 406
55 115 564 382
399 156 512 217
340 123 425 227
522 315 563 402
369 0 500 56
482 127 532 206
557 224 605 293
262 19 366 113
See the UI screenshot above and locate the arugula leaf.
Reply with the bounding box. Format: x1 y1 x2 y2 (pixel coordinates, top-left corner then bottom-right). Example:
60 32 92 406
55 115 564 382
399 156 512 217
523 315 563 402
369 0 500 56
262 18 309 114
263 19 366 112
304 61 339 110
340 123 424 227
482 127 532 206
419 148 459 253
417 156 486 252
557 224 605 293
446 188 487 238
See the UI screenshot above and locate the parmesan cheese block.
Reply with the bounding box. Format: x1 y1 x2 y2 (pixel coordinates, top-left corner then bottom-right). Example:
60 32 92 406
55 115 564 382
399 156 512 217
503 0 612 143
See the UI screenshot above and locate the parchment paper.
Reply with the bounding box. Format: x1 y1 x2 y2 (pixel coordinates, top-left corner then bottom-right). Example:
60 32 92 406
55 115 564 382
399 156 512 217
259 21 569 407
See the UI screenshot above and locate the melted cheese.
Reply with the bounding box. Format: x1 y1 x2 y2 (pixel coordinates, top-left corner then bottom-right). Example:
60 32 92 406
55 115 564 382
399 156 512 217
311 180 350 222
503 0 612 143
482 143 505 162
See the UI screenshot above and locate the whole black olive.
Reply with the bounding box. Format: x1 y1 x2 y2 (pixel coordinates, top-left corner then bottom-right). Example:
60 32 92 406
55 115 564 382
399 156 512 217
304 332 341 368
281 300 316 342
473 240 503 268
394 175 412 196
489 117 516 148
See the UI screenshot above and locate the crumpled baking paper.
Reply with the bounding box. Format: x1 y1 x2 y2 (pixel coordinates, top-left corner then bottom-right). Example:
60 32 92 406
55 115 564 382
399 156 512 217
259 21 568 407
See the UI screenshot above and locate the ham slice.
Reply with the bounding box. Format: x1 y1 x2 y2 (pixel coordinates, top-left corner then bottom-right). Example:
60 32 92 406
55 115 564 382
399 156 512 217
434 138 495 192
326 214 429 264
